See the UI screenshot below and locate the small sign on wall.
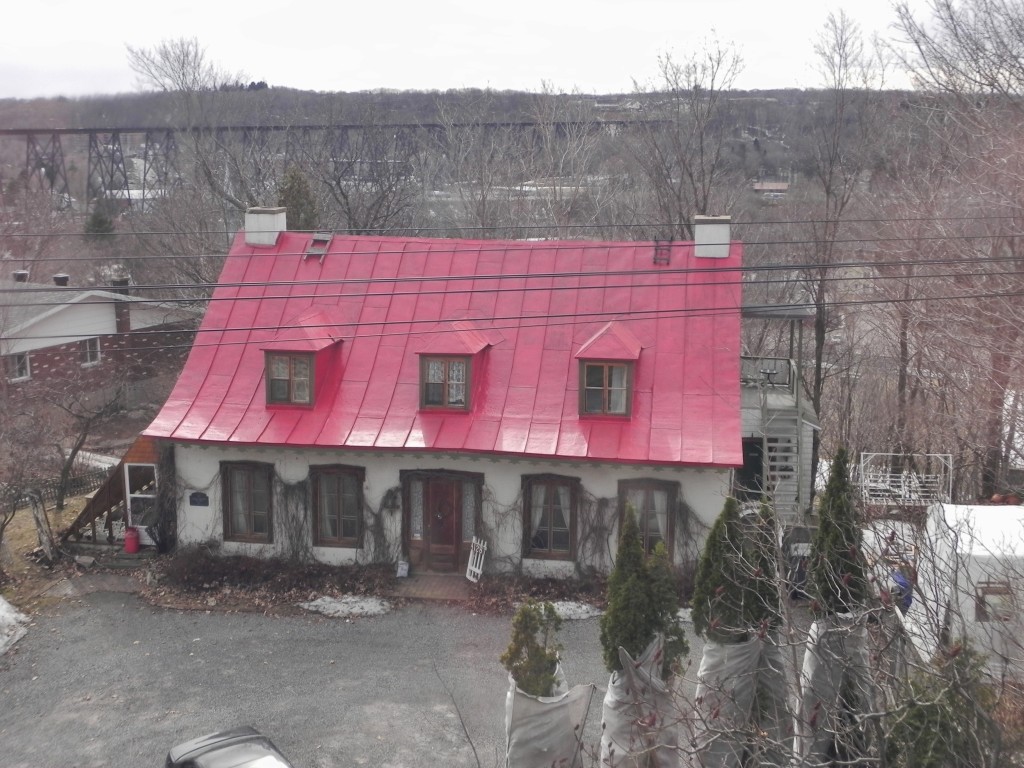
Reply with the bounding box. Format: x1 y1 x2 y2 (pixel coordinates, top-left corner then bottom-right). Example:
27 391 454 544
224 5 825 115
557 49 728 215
189 491 209 507
396 560 409 578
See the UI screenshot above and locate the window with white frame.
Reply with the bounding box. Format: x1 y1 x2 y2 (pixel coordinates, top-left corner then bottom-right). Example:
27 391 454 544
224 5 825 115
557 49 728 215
80 337 101 366
4 352 30 382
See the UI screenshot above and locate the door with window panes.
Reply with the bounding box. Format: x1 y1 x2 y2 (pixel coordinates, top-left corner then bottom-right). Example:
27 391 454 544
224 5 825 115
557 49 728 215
404 472 480 573
125 463 158 544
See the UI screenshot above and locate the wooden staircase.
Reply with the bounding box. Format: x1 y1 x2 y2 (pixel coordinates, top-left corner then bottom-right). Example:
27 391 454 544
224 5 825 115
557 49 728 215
59 436 157 543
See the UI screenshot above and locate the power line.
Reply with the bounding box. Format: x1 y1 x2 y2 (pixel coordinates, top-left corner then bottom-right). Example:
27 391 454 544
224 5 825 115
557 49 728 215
5 211 1024 240
3 284 1020 349
2 245 1022 302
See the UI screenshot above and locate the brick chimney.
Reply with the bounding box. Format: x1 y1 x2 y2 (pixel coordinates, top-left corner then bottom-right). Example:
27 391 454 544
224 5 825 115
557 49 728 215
244 207 287 247
694 215 731 259
111 277 131 333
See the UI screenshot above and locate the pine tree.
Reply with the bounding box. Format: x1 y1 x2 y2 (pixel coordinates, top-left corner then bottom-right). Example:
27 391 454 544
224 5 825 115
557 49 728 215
84 200 116 237
277 167 319 231
600 508 687 673
885 646 998 768
500 599 562 697
648 540 689 671
691 497 781 641
810 448 868 613
692 497 746 640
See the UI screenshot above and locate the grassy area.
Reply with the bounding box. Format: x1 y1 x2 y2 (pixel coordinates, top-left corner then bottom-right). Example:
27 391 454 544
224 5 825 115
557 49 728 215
0 496 89 611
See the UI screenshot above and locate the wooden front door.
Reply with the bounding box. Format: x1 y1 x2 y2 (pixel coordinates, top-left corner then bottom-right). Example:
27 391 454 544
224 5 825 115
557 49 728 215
424 477 460 572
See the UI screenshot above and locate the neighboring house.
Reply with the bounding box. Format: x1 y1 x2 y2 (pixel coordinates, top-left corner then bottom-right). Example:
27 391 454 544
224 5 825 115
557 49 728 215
866 503 1024 679
143 208 745 576
0 272 196 405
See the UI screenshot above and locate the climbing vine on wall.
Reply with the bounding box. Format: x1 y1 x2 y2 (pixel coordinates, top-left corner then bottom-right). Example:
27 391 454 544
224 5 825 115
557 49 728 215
153 442 179 554
361 487 401 564
278 478 312 562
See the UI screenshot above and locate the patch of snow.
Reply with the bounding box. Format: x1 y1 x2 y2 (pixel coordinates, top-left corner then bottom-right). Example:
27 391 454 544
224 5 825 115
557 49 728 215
509 600 601 620
76 450 120 469
0 596 28 655
677 607 693 624
550 601 602 620
299 595 391 618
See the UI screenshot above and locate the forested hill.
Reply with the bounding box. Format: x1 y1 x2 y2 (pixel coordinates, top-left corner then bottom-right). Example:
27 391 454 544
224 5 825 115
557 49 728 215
0 86 874 130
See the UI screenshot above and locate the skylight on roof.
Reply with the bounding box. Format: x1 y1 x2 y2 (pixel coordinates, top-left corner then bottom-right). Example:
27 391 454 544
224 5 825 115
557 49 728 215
305 233 333 262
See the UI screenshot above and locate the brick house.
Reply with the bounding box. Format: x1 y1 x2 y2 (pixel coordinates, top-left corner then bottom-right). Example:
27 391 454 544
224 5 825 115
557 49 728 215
1 272 197 405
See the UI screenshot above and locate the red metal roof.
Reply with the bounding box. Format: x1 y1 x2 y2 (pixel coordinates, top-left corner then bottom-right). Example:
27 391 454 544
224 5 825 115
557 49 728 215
145 234 744 467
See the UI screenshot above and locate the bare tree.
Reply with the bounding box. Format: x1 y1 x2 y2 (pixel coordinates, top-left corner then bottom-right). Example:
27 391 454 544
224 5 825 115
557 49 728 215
432 92 532 237
892 0 1024 496
628 41 745 240
895 0 1024 98
790 12 889 492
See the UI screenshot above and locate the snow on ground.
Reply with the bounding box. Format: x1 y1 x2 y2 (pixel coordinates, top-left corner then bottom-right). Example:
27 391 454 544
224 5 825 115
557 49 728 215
299 595 392 618
76 450 120 469
0 596 28 655
510 600 603 620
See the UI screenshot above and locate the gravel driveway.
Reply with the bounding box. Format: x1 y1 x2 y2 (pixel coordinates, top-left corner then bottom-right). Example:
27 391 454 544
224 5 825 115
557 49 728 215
0 587 618 768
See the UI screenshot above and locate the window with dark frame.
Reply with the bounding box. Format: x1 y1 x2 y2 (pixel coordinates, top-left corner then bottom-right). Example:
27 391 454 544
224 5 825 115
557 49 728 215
4 353 30 381
222 462 273 543
976 580 1014 622
312 465 364 547
523 475 577 559
421 356 470 409
80 337 101 365
580 361 632 415
619 479 678 557
266 352 313 405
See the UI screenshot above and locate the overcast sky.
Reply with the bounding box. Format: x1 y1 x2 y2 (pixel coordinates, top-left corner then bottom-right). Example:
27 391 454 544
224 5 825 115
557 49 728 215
3 0 927 99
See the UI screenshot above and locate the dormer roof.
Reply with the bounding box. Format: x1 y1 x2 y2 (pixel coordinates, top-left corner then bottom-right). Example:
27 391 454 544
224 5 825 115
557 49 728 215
575 321 643 361
419 320 495 356
260 307 347 352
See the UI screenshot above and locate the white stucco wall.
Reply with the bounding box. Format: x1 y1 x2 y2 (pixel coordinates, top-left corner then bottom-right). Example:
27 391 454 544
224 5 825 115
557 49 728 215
172 443 731 575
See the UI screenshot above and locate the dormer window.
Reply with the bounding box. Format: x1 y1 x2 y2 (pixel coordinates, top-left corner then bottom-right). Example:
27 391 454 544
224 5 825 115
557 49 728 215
580 361 632 415
574 321 641 417
421 356 469 409
266 352 312 404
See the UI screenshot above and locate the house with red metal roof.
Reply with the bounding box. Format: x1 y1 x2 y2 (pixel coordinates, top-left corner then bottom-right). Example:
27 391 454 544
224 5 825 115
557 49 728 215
143 208 745 575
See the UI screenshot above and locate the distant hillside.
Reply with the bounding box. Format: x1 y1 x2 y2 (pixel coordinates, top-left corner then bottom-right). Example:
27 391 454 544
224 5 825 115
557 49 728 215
0 86 860 130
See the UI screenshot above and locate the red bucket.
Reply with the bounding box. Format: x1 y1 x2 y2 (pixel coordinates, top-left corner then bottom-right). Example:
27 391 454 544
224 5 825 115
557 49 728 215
124 526 140 554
